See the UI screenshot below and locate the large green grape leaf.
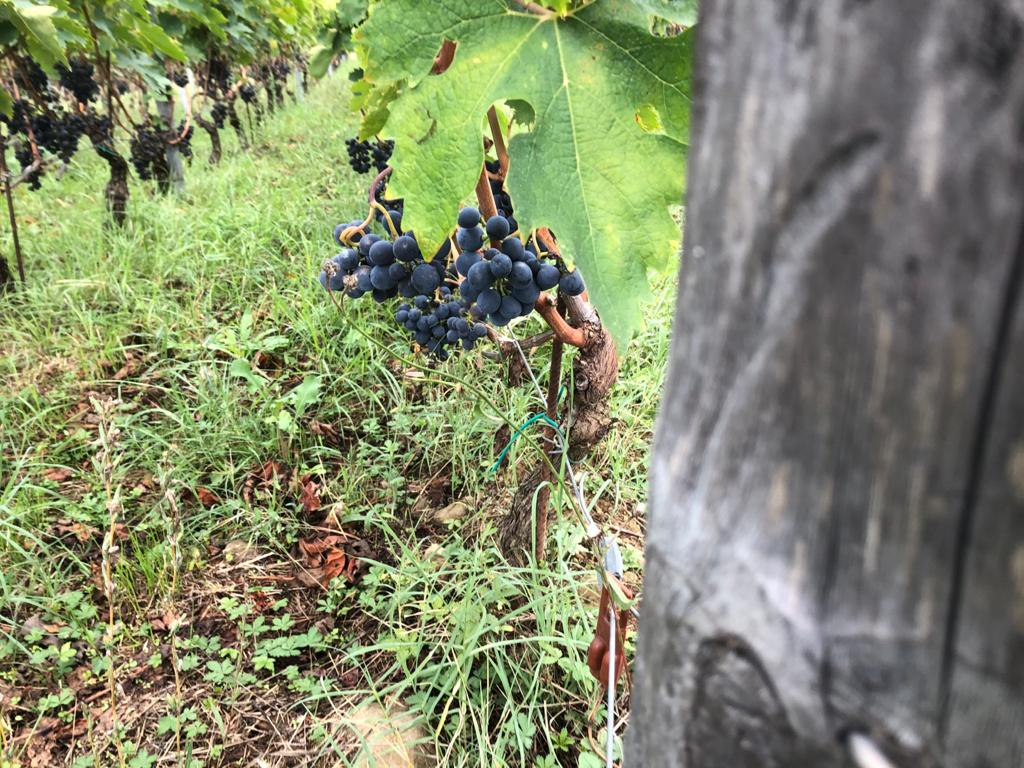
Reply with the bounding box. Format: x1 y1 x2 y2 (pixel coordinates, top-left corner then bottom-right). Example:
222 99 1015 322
357 0 691 349
3 1 66 70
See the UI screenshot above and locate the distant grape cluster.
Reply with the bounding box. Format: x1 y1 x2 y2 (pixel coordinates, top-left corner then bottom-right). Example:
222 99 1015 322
57 58 98 104
34 111 87 163
14 58 48 95
239 84 257 104
129 128 166 180
272 60 291 80
175 121 194 160
206 57 231 93
318 201 585 359
211 101 228 129
12 143 41 190
345 137 393 174
2 97 88 189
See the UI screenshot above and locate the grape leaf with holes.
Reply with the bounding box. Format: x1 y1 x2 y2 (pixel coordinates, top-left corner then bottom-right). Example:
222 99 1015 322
356 0 692 349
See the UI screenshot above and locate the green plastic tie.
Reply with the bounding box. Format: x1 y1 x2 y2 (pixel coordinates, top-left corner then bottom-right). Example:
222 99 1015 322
488 412 562 474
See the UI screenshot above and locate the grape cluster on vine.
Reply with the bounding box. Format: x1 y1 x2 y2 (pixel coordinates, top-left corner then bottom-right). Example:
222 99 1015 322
34 111 87 163
318 202 585 360
487 160 518 234
14 58 48 97
175 122 194 160
211 101 228 129
453 207 584 327
57 59 98 104
272 60 291 80
206 58 231 94
345 137 393 174
13 143 41 190
320 219 480 360
130 128 166 180
2 97 88 190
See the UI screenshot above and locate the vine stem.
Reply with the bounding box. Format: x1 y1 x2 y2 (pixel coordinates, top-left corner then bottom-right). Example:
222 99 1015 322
9 81 41 163
475 161 499 222
485 329 555 357
0 138 26 284
432 40 457 75
535 294 587 347
487 106 509 180
339 166 394 245
534 320 565 561
368 165 393 205
8 157 43 190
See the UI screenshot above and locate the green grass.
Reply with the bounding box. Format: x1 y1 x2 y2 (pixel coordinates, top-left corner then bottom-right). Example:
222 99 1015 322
0 79 672 767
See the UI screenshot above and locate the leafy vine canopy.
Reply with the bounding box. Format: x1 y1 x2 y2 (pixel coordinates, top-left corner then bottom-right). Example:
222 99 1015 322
355 0 694 349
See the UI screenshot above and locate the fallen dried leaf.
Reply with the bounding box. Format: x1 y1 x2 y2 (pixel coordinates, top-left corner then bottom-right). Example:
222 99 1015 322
309 420 339 440
320 502 345 530
111 357 139 381
430 501 471 524
295 533 373 587
298 474 321 514
222 539 260 564
43 466 74 483
53 519 98 542
243 460 289 503
196 487 220 507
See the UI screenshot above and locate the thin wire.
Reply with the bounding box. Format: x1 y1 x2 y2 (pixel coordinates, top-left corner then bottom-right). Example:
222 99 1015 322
489 412 561 473
507 326 600 536
508 323 630 763
606 605 616 768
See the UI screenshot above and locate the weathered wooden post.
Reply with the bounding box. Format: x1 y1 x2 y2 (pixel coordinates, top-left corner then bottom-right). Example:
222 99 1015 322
628 1 1024 766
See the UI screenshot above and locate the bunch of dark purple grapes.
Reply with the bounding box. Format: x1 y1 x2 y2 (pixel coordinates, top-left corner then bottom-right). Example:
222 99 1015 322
211 101 228 129
2 98 88 188
32 111 87 163
174 122 194 160
130 128 166 180
318 203 585 359
453 207 584 327
14 58 48 96
345 137 393 174
486 160 518 234
13 142 41 189
319 214 485 359
206 57 231 93
57 58 98 104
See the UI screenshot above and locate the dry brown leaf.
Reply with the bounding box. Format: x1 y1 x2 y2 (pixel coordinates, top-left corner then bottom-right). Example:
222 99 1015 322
308 420 338 439
196 487 220 507
243 459 289 503
298 474 321 513
295 534 372 587
320 502 345 530
111 359 138 381
43 466 74 483
53 519 98 542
